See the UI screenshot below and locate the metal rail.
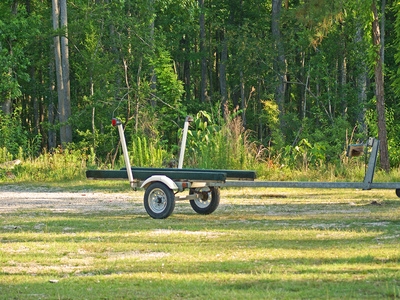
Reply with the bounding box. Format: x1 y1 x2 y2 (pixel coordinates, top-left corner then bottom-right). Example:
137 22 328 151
220 180 400 190
219 137 400 191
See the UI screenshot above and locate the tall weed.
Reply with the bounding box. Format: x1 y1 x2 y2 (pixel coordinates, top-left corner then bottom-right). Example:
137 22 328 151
0 111 33 158
1 148 88 182
129 136 168 167
0 147 13 164
185 111 258 170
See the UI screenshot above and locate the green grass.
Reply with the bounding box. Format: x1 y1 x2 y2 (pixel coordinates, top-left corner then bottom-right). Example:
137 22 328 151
0 183 399 299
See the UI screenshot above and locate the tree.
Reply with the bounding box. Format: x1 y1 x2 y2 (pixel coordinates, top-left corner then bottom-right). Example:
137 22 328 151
372 0 389 171
198 0 207 103
0 0 30 115
271 0 286 132
52 0 72 146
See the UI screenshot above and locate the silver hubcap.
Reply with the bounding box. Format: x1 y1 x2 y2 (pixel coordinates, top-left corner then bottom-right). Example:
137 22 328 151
148 188 167 213
194 190 211 208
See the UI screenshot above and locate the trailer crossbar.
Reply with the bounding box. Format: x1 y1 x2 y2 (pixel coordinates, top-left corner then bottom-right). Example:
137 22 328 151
86 168 227 182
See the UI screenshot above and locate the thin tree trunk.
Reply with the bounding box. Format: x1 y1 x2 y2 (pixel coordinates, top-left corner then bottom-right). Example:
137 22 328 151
240 70 246 127
271 0 286 131
183 36 191 102
33 93 40 136
136 59 142 135
52 0 63 140
48 102 57 149
90 69 95 149
257 78 263 142
300 52 307 120
340 56 347 115
60 0 72 143
219 30 228 117
1 1 18 115
28 0 39 138
372 1 389 171
123 58 131 121
149 0 157 107
380 0 386 65
48 45 57 149
199 0 207 103
355 27 367 135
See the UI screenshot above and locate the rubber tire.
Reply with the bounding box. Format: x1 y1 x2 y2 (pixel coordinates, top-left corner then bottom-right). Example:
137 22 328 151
144 182 175 219
189 186 220 215
396 189 400 198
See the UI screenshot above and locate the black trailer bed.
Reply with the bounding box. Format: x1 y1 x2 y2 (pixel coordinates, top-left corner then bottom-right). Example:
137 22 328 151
86 168 256 182
122 167 256 180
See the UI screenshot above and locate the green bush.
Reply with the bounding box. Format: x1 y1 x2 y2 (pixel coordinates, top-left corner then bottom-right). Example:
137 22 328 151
0 148 88 182
0 112 28 158
129 136 169 168
184 111 258 170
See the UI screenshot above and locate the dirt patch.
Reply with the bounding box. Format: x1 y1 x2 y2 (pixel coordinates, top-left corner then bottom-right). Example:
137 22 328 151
0 185 142 214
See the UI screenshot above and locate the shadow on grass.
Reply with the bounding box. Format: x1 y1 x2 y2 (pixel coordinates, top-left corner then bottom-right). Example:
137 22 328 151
1 209 398 248
0 263 398 300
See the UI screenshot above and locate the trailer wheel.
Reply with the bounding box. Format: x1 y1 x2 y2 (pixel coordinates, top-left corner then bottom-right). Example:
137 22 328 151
144 182 175 219
396 189 400 198
189 186 220 215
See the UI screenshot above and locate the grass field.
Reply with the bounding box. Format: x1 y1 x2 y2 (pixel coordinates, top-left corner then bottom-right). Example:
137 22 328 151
0 182 399 299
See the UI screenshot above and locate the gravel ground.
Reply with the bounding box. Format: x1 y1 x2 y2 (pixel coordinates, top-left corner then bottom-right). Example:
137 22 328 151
0 185 144 214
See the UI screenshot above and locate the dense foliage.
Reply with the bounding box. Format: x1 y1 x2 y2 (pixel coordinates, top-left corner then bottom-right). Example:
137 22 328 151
1 0 400 172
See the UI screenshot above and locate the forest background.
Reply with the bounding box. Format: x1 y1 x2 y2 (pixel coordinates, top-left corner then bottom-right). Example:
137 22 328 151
1 0 400 180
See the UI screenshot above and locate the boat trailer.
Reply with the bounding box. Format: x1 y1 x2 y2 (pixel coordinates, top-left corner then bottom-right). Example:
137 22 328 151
86 116 400 219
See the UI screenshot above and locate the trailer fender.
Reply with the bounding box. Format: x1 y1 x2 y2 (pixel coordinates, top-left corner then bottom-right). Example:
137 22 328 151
141 175 179 191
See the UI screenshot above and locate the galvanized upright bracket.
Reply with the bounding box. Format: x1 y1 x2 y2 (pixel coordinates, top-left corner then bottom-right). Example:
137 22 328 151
178 116 193 169
363 138 380 190
112 118 135 189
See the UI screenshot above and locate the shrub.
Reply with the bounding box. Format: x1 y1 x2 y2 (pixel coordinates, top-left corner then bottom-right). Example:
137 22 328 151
0 111 28 158
184 110 259 170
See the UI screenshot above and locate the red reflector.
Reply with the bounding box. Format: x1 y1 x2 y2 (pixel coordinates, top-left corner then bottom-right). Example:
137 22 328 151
111 118 118 127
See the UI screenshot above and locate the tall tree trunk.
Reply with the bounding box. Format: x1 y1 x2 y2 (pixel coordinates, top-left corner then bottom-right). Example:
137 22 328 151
340 55 347 115
90 69 95 149
240 70 246 127
149 0 157 107
33 84 40 136
355 26 368 135
183 36 191 102
1 98 12 115
199 0 207 103
52 0 72 147
48 102 57 149
271 0 287 131
48 48 57 150
257 78 263 142
372 0 389 171
52 0 63 134
1 1 18 115
219 30 228 118
60 0 72 143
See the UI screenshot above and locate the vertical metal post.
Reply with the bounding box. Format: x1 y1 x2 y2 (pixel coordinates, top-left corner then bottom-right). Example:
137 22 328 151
178 116 193 169
363 137 380 190
112 119 135 188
